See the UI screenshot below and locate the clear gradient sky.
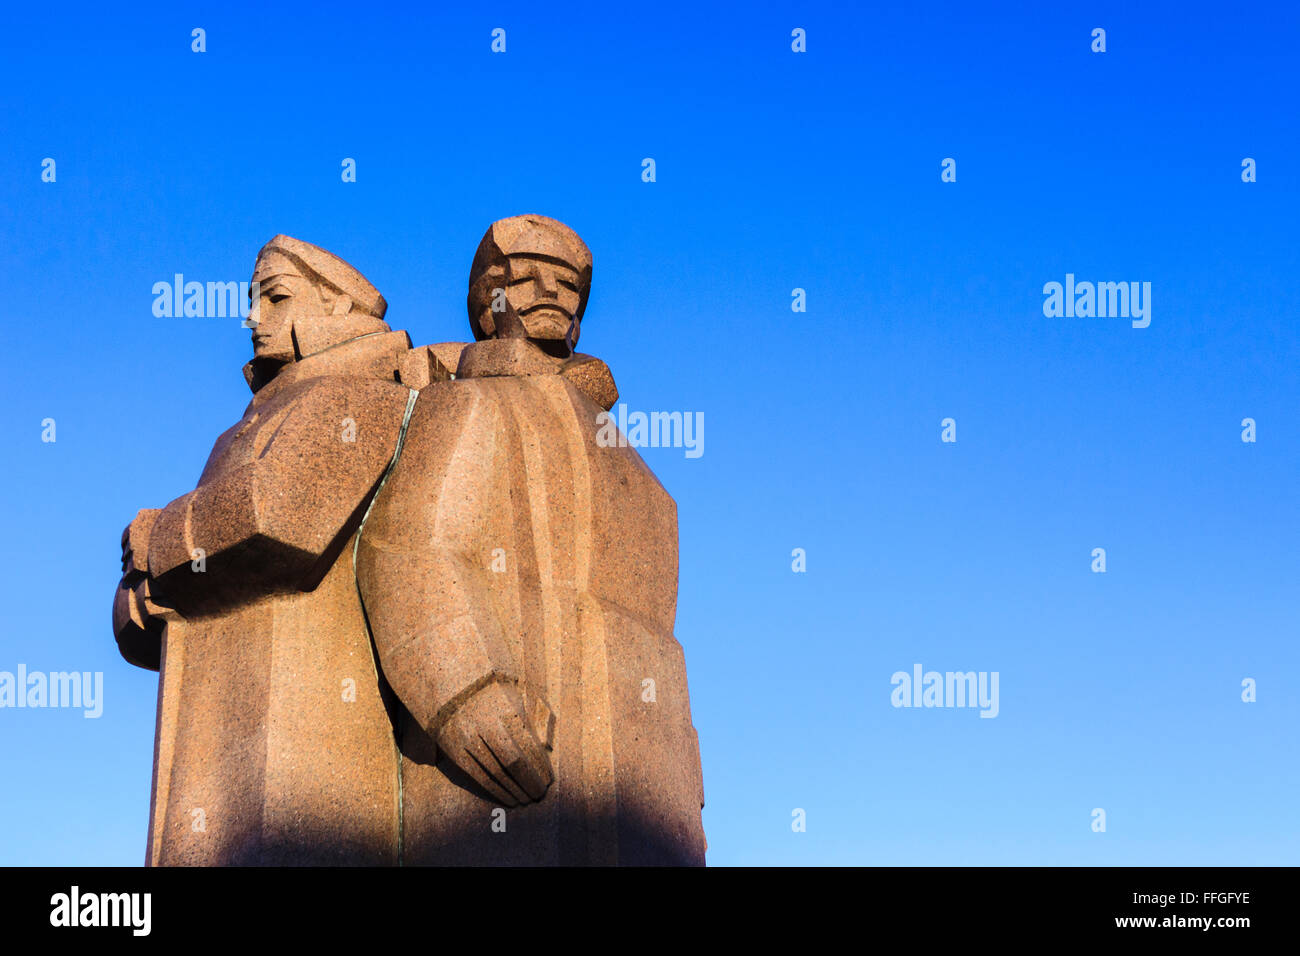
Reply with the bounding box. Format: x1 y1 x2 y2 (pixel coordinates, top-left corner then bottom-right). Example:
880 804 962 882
1 1 1296 865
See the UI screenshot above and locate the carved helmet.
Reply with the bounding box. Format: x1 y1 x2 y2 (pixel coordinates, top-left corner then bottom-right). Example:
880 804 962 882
253 235 387 319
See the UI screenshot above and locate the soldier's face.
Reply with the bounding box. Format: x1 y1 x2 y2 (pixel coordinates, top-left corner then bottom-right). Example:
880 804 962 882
503 256 582 343
248 272 323 362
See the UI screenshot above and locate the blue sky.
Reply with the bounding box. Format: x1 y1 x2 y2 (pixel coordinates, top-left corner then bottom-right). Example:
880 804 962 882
1 1 1296 865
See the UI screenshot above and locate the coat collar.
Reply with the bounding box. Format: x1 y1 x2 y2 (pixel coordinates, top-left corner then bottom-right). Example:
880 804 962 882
456 339 619 411
244 330 412 406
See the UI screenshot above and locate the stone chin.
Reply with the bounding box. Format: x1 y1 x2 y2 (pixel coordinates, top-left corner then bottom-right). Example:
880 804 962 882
252 340 294 363
519 309 573 340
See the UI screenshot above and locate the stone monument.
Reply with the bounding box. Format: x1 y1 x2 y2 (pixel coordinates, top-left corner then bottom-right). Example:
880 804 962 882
113 217 707 866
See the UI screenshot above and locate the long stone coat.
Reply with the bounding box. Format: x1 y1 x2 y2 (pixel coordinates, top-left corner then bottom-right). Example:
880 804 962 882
133 331 414 865
356 338 706 865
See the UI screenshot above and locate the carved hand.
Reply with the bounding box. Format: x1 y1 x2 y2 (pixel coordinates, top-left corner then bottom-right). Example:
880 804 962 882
120 508 161 587
113 509 164 637
112 576 153 637
113 509 169 667
435 681 554 807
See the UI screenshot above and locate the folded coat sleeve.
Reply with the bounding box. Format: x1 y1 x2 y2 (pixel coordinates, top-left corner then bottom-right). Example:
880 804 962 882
355 382 520 736
147 378 410 614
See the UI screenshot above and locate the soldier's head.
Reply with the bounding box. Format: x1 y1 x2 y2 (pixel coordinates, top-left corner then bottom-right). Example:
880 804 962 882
467 215 592 356
249 236 389 365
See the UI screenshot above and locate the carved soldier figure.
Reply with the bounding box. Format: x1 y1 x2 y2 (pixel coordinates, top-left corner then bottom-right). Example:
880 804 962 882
113 235 414 865
357 215 706 865
115 219 706 866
